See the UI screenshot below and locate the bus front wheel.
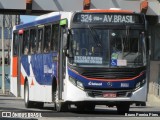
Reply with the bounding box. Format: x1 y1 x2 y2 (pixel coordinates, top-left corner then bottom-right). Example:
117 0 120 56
116 102 130 114
55 102 70 112
76 103 95 112
54 90 70 112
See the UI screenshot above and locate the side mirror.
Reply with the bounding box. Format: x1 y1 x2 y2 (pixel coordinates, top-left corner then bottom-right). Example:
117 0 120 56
60 19 69 56
62 31 69 56
63 33 68 49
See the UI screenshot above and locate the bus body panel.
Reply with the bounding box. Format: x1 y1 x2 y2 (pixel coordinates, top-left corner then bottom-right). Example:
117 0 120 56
10 27 17 97
12 56 18 77
10 77 18 97
10 57 18 97
64 77 147 102
20 53 57 102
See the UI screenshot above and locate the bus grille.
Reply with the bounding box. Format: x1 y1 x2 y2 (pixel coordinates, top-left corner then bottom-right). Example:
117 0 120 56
81 68 144 79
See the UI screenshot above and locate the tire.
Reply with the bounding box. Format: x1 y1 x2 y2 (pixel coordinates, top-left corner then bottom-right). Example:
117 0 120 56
54 90 69 112
34 102 44 108
136 102 146 106
24 81 34 108
87 104 95 111
136 103 141 106
141 102 146 106
117 102 130 114
76 104 85 112
76 103 95 112
55 102 70 112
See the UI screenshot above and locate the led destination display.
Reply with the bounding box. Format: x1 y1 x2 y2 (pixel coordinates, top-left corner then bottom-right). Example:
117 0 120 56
73 13 143 24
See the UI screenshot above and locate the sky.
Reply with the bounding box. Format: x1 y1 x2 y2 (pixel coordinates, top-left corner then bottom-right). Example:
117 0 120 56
20 15 37 24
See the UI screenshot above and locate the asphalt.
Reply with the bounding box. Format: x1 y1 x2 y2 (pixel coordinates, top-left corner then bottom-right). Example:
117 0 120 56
0 91 160 120
0 89 160 107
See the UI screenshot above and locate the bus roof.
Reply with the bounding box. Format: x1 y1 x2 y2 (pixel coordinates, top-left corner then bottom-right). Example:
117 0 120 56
16 12 61 30
82 9 134 13
15 10 136 30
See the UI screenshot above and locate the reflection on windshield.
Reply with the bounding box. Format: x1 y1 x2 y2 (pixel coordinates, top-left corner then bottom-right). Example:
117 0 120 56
68 28 146 68
110 30 144 67
69 28 109 66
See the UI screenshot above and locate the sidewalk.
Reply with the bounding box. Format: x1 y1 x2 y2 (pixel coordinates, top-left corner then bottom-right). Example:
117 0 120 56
147 93 160 107
0 89 11 96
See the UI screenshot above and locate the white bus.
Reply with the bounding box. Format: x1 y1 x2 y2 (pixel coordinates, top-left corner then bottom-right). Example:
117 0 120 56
10 9 148 113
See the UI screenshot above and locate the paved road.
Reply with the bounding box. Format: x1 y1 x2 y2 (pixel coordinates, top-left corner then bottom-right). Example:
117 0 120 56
0 94 160 120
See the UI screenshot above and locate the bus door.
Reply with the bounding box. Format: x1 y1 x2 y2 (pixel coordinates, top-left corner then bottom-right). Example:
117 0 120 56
12 30 23 97
58 19 68 100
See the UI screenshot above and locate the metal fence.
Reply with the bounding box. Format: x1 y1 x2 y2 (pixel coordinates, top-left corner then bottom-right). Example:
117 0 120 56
0 66 10 90
150 82 160 98
0 73 10 90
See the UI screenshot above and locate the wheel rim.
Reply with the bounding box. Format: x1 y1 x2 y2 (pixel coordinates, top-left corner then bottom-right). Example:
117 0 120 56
25 83 28 104
55 90 60 111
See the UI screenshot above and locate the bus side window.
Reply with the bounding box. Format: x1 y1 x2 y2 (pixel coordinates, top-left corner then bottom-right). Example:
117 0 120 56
23 30 30 55
37 28 43 53
43 25 51 53
51 24 59 52
30 29 37 54
13 32 18 56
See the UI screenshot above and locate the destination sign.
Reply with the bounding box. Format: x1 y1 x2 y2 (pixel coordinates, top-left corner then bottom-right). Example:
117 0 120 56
73 13 143 24
74 56 103 64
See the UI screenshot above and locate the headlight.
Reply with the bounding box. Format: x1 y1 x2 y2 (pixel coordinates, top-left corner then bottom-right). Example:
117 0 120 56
135 79 146 91
77 80 84 90
69 76 84 90
69 76 76 85
135 82 141 90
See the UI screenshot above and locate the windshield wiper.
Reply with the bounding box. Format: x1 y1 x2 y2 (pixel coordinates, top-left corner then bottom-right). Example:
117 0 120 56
123 26 130 58
121 35 124 59
88 25 102 47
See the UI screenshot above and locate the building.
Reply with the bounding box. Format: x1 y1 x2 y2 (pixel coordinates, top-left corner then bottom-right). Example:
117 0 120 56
0 15 19 65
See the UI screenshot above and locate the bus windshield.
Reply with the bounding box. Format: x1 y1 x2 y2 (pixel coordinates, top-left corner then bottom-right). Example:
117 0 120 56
68 27 146 68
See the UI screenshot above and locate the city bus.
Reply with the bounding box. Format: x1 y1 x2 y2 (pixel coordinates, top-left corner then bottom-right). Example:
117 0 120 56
10 9 148 113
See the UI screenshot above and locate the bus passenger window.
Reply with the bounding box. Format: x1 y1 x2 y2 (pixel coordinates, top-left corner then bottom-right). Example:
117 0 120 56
13 33 18 56
37 29 43 53
51 24 59 52
30 29 37 54
22 30 30 55
44 25 51 53
24 47 29 55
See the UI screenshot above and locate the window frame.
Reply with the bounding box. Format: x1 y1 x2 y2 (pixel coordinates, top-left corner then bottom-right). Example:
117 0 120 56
37 27 44 54
22 29 30 55
51 23 60 52
29 27 37 54
43 24 52 53
13 31 19 56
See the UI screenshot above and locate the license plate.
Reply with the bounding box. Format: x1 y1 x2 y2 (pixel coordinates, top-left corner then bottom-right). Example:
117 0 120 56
103 93 117 98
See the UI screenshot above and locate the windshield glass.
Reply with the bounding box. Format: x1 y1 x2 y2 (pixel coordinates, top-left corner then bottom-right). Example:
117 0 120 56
68 28 146 68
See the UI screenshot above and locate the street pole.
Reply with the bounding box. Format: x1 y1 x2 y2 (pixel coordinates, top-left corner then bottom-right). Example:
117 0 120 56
2 15 5 94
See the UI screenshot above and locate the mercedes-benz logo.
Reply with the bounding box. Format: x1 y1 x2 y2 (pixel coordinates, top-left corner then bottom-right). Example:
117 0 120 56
107 82 112 87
